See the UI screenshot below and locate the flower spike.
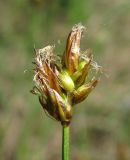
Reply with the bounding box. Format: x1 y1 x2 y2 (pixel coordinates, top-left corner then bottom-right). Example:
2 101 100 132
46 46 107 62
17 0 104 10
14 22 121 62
31 24 102 126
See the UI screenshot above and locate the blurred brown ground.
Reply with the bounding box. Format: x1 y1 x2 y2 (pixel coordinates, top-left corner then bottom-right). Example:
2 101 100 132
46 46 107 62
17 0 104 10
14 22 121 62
0 0 130 160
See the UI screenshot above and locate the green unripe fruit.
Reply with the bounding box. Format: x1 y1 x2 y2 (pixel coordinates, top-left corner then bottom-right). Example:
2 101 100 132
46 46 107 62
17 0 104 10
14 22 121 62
78 59 89 70
60 71 75 91
72 60 88 81
78 61 87 70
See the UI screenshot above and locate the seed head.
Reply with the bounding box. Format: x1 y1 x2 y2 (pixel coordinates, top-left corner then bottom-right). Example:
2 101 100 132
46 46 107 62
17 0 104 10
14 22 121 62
31 24 102 126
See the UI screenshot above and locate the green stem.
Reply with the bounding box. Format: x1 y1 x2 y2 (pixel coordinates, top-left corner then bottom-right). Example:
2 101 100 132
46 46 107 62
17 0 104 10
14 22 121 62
62 125 69 160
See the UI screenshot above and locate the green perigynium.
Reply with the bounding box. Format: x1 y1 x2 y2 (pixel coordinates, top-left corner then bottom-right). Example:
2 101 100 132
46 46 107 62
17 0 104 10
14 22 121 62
31 23 102 126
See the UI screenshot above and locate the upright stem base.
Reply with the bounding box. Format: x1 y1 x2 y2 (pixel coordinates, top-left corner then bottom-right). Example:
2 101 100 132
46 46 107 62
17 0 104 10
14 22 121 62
62 125 69 160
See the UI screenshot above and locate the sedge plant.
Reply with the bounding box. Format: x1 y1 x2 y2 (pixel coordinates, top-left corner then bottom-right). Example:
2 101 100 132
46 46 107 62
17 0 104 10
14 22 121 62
31 24 102 160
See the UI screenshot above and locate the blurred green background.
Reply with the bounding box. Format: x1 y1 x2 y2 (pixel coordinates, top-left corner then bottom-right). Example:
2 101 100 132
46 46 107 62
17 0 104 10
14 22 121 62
0 0 130 160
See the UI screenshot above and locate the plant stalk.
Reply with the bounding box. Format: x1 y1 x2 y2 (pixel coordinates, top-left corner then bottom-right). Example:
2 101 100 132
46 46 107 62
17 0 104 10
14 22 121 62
62 125 69 160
